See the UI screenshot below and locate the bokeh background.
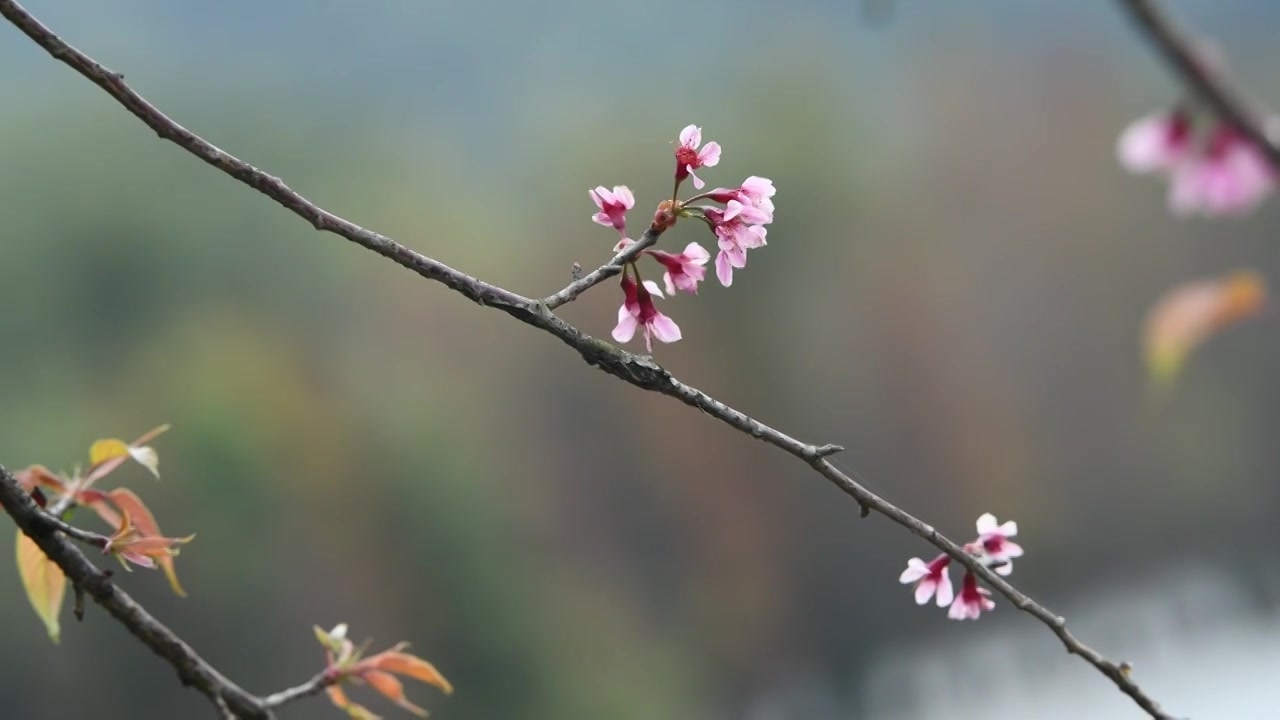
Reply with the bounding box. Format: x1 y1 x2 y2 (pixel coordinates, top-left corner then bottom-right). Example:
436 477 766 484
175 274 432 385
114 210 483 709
3 1 1280 718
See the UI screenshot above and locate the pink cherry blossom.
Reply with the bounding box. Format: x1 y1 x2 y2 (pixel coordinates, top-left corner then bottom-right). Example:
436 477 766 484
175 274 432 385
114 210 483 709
674 124 722 190
612 275 682 352
974 512 1023 576
590 185 636 234
948 571 995 621
1168 124 1274 217
899 554 954 607
708 176 776 223
647 242 710 295
1116 109 1192 174
707 201 768 287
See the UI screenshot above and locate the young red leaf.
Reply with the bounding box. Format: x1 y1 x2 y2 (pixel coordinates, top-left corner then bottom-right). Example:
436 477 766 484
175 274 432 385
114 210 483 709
103 508 194 574
15 530 66 643
14 465 67 495
106 488 188 596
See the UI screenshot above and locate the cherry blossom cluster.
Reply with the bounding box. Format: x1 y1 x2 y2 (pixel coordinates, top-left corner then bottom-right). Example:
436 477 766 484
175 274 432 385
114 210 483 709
1117 104 1275 217
898 513 1022 621
589 124 776 352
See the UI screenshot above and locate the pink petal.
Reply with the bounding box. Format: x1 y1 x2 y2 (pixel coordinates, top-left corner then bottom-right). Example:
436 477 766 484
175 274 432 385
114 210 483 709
614 185 635 209
642 280 665 298
935 571 955 607
592 211 614 228
898 558 929 583
975 513 997 535
994 562 1014 576
913 577 937 605
689 168 706 190
997 520 1018 537
663 272 676 297
679 124 700 149
649 314 682 344
612 309 638 343
947 598 970 621
1002 541 1024 558
683 242 710 263
698 142 721 167
715 252 734 287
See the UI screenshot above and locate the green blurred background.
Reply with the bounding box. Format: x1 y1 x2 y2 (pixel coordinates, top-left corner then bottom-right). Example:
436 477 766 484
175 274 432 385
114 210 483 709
3 1 1280 718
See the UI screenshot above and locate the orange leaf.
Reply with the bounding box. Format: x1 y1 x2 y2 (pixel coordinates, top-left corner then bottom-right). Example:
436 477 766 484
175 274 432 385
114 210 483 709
370 652 453 695
107 488 188 596
365 670 428 717
16 530 66 643
328 684 382 720
1143 270 1267 386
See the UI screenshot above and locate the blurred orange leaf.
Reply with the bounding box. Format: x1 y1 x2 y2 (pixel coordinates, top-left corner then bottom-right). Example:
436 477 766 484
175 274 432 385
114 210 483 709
14 465 66 495
365 670 427 717
16 530 65 643
367 650 453 696
1143 270 1267 386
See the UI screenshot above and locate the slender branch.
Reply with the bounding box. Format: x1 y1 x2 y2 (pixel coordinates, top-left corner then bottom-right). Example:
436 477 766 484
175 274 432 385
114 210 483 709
1116 0 1280 167
39 510 109 548
0 465 273 719
0 1 1174 717
260 671 333 710
542 228 660 309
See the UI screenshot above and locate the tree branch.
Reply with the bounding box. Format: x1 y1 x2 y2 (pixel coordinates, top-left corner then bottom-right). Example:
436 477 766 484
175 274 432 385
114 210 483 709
260 671 333 710
1116 0 1280 167
0 0 1174 717
0 465 272 719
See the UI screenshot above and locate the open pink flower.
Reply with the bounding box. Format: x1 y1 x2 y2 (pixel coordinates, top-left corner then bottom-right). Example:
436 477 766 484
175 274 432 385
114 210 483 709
948 571 995 621
674 125 722 190
708 176 776 223
1116 109 1192 174
707 201 767 287
1169 124 1274 217
613 275 681 352
899 554 954 607
974 512 1023 575
647 242 710 295
590 185 635 234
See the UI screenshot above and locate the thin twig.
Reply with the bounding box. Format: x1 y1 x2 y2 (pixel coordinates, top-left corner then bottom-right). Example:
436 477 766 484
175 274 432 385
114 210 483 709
260 671 333 709
1116 0 1280 167
542 228 660 309
0 1 1174 717
39 510 109 548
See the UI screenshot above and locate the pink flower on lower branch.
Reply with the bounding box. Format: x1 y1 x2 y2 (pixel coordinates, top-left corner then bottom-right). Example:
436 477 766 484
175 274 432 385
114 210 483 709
899 554 954 607
948 571 995 621
613 274 681 352
590 185 635 234
647 242 710 295
974 512 1023 576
